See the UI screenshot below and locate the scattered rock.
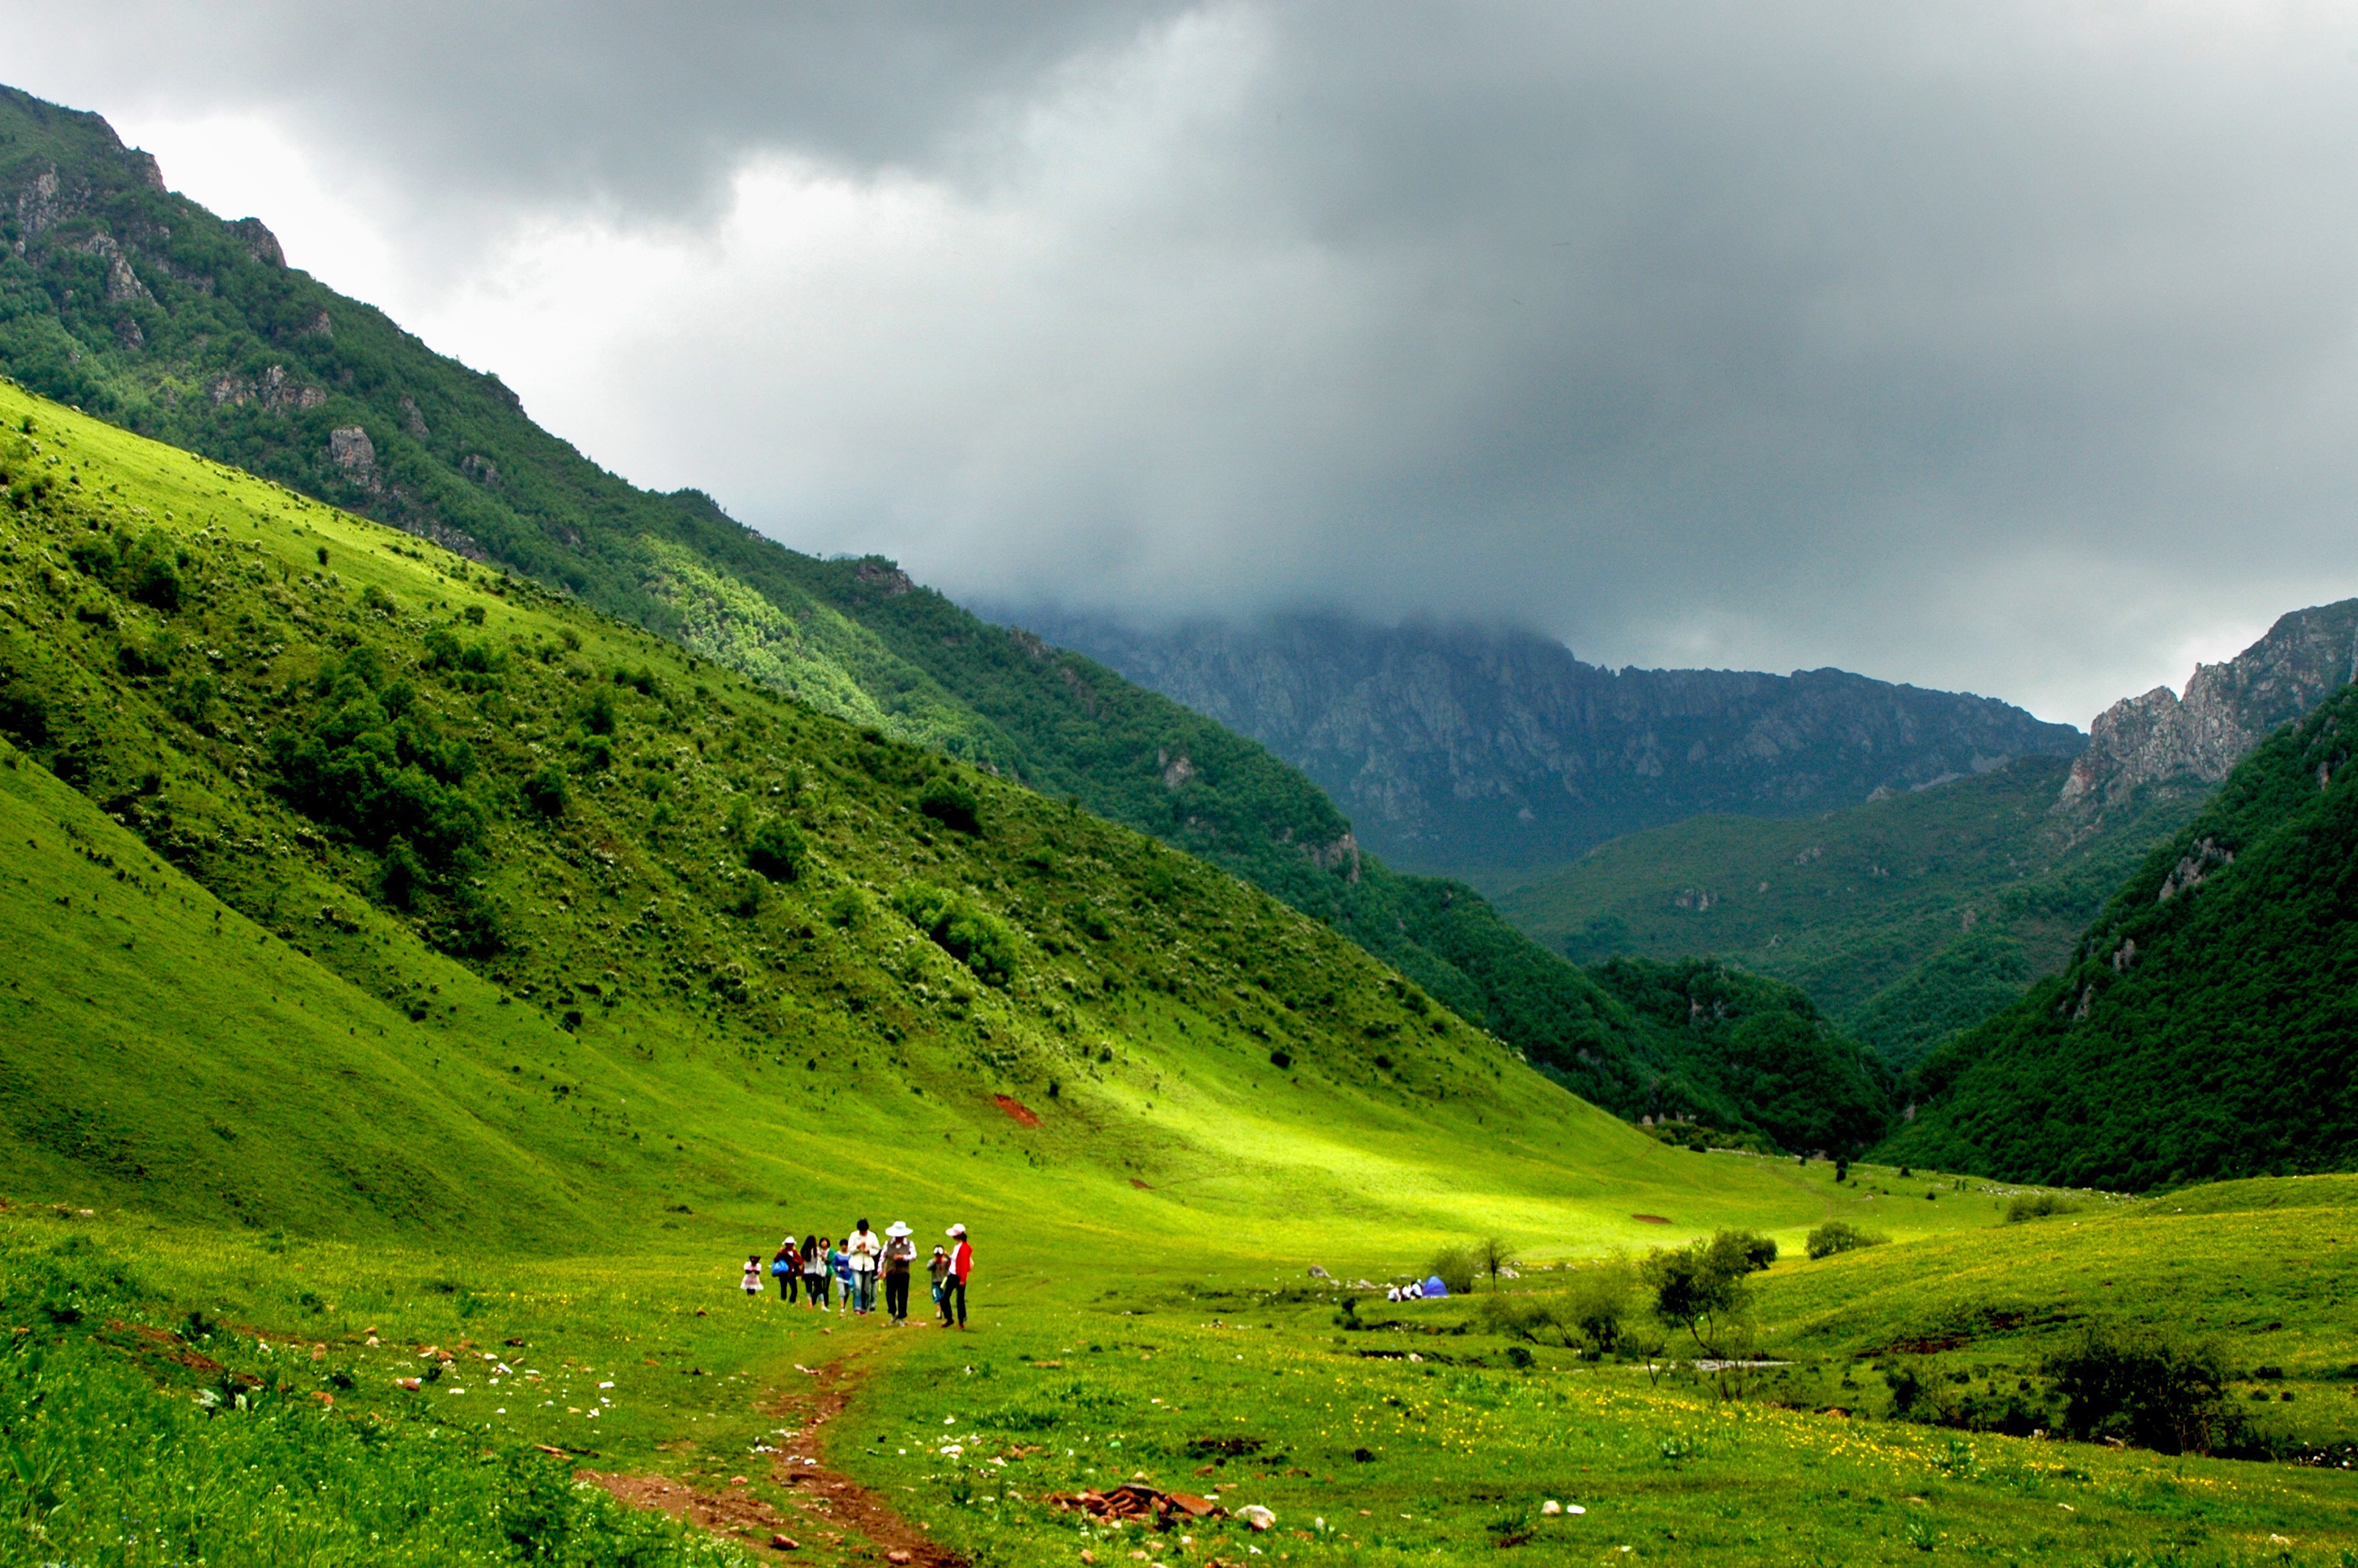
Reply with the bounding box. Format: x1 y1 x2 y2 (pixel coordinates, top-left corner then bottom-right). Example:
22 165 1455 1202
1047 1485 1227 1528
1306 1265 1331 1279
769 1535 798 1551
1239 1504 1276 1531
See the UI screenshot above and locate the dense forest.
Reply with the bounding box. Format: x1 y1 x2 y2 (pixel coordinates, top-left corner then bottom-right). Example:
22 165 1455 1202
1881 685 2358 1188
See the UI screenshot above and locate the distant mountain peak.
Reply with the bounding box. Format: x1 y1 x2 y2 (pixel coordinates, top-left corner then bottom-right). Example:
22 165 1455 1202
998 607 2084 877
2059 598 2358 811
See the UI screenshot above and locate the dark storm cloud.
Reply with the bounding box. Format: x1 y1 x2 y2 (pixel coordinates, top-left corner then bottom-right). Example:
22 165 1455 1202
13 2 2358 719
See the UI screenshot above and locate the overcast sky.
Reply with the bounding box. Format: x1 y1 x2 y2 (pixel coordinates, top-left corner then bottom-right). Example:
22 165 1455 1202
13 2 2358 724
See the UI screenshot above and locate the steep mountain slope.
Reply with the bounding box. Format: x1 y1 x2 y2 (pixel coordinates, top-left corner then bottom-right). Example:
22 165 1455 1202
1005 608 2084 877
1880 682 2358 1189
0 378 1872 1246
1493 756 2200 1066
0 82 1876 1151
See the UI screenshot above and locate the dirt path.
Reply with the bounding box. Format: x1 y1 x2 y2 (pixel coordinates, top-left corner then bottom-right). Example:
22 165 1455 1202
582 1336 966 1566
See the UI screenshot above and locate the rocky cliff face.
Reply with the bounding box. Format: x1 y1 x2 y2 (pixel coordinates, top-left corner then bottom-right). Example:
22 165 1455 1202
2060 599 2358 810
1002 610 2084 877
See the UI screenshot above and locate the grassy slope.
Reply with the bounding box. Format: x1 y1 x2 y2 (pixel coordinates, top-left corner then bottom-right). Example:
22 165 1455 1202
0 377 1867 1263
1883 687 2358 1189
1489 756 2202 1065
0 83 1872 1153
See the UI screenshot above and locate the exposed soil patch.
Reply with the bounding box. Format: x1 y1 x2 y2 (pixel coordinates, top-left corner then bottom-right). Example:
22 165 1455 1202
584 1340 966 1567
1129 1177 1153 1191
991 1095 1040 1127
579 1470 806 1555
1631 1215 1671 1225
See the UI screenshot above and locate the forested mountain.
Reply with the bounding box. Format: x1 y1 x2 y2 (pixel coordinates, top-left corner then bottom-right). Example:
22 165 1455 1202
1004 608 2083 878
1493 756 2200 1067
0 84 1881 1153
1495 602 2358 1068
1879 683 2358 1189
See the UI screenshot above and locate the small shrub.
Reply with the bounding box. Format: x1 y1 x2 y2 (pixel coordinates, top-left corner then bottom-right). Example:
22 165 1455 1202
1268 1048 1292 1070
747 819 807 882
1427 1245 1477 1295
582 689 616 736
2005 1193 2084 1224
0 680 51 747
2044 1326 2249 1456
522 764 569 818
377 840 423 908
892 879 1018 987
463 604 487 625
1805 1221 1887 1261
919 775 982 836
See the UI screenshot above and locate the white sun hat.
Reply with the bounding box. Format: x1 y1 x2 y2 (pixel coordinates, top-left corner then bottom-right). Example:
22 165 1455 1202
886 1221 912 1238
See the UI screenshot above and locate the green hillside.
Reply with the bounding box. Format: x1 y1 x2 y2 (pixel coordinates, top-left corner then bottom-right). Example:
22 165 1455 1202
0 376 1875 1254
1489 756 2201 1066
0 381 2343 1568
1882 685 2358 1188
0 81 1883 1151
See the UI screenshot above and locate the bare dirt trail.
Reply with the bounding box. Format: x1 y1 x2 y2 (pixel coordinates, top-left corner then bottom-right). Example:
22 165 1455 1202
583 1333 967 1566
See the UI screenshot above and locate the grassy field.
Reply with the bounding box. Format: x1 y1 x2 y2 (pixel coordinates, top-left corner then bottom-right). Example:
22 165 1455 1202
7 1172 2355 1567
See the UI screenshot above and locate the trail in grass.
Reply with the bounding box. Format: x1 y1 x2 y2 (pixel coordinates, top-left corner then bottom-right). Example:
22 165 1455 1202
586 1331 966 1567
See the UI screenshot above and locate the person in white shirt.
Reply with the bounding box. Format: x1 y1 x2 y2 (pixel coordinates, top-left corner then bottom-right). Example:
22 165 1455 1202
847 1219 883 1316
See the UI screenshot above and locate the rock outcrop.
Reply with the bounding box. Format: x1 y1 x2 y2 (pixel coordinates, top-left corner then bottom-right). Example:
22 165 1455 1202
2059 599 2358 810
1006 610 2084 876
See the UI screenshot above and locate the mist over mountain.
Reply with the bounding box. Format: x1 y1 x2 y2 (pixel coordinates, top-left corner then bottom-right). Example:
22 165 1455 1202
1002 608 2084 878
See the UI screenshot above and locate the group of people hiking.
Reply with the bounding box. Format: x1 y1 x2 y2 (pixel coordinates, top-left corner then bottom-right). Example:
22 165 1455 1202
741 1220 974 1328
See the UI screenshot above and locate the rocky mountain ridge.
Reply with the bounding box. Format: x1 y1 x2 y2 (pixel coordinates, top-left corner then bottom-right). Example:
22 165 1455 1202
1006 608 2085 878
2059 598 2358 811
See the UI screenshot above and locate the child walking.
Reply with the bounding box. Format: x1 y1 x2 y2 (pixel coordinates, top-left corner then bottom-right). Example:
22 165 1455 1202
741 1255 763 1298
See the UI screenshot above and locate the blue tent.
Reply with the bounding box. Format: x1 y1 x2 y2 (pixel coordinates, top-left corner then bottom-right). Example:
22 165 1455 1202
1423 1275 1448 1297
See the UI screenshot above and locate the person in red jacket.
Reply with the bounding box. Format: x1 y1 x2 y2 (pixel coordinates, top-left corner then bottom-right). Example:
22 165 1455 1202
942 1223 973 1329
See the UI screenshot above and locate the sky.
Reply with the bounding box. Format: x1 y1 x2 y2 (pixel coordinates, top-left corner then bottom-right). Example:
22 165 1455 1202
11 2 2358 725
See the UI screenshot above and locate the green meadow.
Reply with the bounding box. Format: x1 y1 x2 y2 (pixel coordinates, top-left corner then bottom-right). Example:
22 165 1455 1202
1 379 2353 1565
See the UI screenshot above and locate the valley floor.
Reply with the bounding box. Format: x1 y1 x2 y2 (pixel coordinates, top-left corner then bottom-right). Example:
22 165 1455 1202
6 1173 2354 1567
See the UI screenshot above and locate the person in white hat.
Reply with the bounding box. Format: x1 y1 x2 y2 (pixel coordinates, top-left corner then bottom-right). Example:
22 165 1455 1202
882 1222 918 1324
942 1224 973 1329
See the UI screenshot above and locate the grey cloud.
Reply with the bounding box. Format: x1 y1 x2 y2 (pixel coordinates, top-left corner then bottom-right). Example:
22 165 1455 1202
15 2 2358 721
10 1 1174 222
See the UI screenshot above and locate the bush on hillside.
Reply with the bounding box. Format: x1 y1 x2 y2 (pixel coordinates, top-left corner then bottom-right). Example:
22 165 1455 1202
1427 1245 1477 1295
2044 1326 2250 1456
522 763 568 819
1804 1221 1887 1260
892 879 1018 987
919 775 982 836
1562 1263 1638 1356
271 646 486 866
2004 1193 2084 1224
747 819 807 882
0 678 51 747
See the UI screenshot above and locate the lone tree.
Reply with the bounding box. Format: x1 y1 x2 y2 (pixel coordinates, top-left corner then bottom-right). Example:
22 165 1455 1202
1477 1236 1517 1288
1641 1229 1776 1356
